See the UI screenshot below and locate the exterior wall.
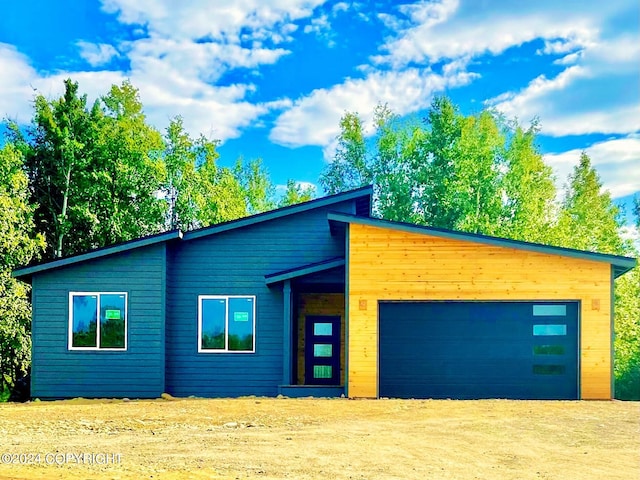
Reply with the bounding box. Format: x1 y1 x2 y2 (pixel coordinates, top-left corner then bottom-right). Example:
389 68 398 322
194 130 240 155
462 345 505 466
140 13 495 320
296 293 345 385
31 244 166 399
165 202 353 397
347 223 612 399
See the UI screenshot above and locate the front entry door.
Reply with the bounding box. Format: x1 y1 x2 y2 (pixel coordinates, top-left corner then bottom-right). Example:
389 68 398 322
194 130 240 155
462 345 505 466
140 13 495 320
305 315 341 385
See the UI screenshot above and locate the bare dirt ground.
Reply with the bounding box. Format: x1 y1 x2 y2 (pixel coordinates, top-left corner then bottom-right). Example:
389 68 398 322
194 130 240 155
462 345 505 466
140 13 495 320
0 397 638 480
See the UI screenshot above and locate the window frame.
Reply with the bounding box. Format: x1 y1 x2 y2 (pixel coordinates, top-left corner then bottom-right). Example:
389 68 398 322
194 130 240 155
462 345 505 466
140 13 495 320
68 291 128 351
198 295 256 354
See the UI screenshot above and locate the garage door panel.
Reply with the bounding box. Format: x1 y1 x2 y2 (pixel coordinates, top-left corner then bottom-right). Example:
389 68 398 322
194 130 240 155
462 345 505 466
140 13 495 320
381 382 564 400
379 301 579 400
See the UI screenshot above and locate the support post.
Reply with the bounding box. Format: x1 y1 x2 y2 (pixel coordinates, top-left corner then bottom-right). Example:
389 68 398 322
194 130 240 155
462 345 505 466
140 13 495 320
283 280 292 386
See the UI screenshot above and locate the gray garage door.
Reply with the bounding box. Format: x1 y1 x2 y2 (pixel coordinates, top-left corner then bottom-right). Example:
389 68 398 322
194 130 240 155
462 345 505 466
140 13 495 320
379 301 579 399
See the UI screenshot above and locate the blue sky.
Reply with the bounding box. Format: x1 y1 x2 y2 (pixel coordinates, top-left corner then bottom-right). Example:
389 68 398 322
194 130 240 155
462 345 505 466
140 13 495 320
0 0 638 234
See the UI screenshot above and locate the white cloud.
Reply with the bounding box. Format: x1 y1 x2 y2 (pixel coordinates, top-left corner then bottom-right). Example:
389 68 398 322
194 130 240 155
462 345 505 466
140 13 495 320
553 52 582 66
302 13 337 47
488 42 640 137
295 180 316 191
270 67 477 157
100 0 326 42
0 44 39 122
0 41 271 143
373 0 639 143
76 41 119 66
374 1 596 68
303 13 329 34
123 36 289 83
619 225 639 250
0 1 322 143
137 81 269 141
586 33 640 71
0 45 125 124
332 2 349 14
377 12 407 31
544 136 640 199
398 0 459 28
537 36 594 56
33 70 127 103
77 1 327 140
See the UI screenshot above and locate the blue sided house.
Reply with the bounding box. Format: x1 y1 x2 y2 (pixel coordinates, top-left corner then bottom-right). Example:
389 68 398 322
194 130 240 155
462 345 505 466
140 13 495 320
13 186 636 400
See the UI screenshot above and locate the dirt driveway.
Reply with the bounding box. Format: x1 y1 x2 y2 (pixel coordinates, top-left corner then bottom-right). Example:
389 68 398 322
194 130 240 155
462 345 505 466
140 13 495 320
0 397 638 479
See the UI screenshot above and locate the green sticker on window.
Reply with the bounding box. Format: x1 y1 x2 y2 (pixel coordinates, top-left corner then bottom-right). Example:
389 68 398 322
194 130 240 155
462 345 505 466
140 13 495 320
105 309 121 320
234 312 249 322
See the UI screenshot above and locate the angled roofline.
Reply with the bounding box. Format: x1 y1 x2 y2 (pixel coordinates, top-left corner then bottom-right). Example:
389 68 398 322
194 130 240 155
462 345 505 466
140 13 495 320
265 257 345 285
12 230 183 282
327 212 637 279
12 186 373 282
183 185 373 241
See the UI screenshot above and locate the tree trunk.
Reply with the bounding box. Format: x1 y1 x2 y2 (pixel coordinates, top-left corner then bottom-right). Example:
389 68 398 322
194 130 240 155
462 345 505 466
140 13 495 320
55 165 72 258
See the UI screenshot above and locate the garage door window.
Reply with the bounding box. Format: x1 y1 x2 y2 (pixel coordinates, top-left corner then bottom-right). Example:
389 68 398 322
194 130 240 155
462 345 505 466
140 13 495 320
533 365 566 375
533 345 565 355
533 305 567 316
533 324 567 336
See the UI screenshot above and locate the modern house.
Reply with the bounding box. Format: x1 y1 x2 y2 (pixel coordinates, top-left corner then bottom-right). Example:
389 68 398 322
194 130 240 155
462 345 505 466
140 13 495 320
13 186 637 400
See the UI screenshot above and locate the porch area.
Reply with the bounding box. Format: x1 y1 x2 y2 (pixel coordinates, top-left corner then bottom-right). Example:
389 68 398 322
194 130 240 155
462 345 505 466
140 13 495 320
265 258 346 398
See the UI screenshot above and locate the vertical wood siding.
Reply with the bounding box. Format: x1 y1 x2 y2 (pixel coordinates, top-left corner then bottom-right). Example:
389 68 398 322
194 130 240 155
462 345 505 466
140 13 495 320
347 223 612 399
31 244 167 399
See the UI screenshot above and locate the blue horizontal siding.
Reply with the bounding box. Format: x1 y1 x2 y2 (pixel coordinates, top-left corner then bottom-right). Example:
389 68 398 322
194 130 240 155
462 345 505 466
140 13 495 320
30 198 354 399
31 244 166 399
165 200 353 397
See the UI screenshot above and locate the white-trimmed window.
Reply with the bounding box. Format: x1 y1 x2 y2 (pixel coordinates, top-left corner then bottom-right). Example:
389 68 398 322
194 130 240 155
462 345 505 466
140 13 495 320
198 295 255 353
68 292 128 350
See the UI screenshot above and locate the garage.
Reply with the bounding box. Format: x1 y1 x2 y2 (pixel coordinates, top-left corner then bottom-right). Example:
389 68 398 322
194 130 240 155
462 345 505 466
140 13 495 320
379 301 579 400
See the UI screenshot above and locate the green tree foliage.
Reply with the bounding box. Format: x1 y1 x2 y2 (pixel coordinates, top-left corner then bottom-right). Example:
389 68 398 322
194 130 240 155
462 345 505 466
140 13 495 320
161 119 276 230
193 152 247 227
91 81 166 245
162 116 204 230
278 179 315 208
371 105 422 222
9 79 167 258
414 97 462 228
614 265 640 400
234 158 276 215
442 110 504 234
0 143 45 400
555 153 628 254
320 112 370 195
321 97 557 239
612 196 640 400
498 122 557 243
10 79 99 258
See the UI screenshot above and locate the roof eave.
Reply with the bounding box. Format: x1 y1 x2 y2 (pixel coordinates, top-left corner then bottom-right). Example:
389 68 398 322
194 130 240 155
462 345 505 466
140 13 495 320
12 230 183 283
328 212 637 278
265 257 346 285
183 185 373 241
